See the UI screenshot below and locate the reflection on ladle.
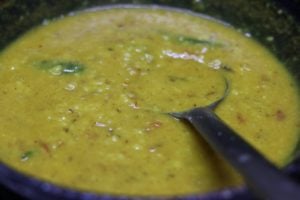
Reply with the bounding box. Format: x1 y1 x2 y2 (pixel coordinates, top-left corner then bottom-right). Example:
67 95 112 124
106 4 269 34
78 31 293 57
170 79 300 200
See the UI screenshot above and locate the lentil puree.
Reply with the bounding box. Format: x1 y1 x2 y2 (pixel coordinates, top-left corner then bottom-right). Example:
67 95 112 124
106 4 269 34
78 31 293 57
0 6 299 196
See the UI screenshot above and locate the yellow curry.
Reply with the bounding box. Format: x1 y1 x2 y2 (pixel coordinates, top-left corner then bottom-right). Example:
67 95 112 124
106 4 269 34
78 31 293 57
0 6 299 196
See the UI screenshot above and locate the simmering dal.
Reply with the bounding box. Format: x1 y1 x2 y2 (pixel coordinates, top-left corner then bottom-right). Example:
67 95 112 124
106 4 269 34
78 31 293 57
0 6 299 196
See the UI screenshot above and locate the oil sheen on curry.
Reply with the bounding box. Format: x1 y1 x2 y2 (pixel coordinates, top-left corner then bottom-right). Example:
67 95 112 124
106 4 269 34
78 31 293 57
0 6 299 196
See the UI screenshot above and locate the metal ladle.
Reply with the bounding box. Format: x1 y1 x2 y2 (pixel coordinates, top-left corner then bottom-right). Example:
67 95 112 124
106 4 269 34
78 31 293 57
170 80 300 200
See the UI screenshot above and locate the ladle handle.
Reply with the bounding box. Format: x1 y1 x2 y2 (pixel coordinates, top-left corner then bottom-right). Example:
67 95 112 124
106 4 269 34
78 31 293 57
180 107 300 200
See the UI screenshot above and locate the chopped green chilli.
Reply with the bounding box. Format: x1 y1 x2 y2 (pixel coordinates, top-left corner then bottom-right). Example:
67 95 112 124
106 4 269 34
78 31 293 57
20 150 34 161
35 60 85 75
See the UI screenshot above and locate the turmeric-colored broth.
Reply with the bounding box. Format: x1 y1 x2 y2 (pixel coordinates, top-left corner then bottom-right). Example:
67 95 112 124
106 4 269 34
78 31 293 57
0 6 299 195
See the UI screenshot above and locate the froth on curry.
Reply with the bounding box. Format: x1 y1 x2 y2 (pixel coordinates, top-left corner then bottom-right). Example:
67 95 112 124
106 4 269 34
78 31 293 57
0 6 299 196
